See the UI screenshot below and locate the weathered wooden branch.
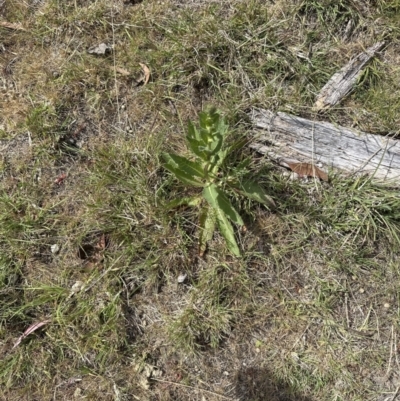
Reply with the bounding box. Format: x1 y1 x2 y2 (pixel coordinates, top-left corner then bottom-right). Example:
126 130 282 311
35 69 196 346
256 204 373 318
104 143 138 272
313 41 385 111
250 108 400 185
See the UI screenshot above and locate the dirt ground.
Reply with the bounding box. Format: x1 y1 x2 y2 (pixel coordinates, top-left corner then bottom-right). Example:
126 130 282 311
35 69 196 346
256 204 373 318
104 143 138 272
1 1 400 400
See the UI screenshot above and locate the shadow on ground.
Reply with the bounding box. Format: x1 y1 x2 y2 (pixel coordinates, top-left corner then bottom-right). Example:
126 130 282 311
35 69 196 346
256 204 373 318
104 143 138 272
235 366 312 401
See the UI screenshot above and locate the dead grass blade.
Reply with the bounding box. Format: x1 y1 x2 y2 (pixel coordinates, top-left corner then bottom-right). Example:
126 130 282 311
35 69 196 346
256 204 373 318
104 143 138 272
13 319 51 349
112 66 131 76
0 21 26 31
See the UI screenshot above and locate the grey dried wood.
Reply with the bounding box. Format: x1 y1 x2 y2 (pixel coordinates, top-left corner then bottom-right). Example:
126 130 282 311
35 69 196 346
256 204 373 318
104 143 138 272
314 41 385 111
250 108 400 185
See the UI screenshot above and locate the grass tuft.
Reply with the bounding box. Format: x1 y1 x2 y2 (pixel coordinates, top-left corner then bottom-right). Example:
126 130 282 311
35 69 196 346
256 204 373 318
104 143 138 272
1 0 400 400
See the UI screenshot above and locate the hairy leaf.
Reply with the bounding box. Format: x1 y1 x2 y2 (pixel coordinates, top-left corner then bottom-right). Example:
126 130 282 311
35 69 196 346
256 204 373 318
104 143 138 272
199 108 218 136
199 108 228 136
162 153 205 187
210 149 227 173
198 109 227 155
186 136 209 161
187 121 209 161
215 208 241 256
163 153 205 178
187 120 202 142
199 206 216 256
203 184 244 225
207 133 224 157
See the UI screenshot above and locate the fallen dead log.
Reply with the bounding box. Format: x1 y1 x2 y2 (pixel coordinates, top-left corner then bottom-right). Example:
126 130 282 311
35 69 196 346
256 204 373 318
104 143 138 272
250 108 400 185
313 41 385 111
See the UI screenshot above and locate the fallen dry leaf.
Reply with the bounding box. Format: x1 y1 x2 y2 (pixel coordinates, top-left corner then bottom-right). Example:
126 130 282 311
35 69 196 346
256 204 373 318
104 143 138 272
139 63 150 85
287 162 328 181
98 233 106 251
54 173 67 185
112 66 131 76
13 320 51 349
79 233 108 272
0 21 26 31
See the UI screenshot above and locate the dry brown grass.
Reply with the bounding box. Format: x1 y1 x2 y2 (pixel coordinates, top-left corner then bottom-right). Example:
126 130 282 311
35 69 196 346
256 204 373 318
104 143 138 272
1 0 400 400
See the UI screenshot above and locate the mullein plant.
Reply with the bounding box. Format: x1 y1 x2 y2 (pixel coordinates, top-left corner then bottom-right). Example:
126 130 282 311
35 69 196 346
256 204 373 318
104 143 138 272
162 108 275 256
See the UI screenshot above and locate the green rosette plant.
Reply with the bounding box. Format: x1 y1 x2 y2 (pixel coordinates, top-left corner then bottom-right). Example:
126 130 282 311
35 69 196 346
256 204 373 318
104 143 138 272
162 107 274 256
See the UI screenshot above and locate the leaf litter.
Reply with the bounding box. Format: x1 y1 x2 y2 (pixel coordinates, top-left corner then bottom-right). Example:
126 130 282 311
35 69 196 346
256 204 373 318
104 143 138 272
287 162 329 181
13 320 51 349
138 63 150 85
0 21 26 31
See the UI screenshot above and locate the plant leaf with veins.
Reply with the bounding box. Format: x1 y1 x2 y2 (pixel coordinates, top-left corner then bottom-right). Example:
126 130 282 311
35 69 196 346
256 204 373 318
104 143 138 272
203 183 244 226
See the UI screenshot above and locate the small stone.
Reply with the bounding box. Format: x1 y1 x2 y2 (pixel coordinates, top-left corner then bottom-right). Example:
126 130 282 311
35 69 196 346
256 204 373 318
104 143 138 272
359 288 365 293
88 43 112 55
71 281 84 293
50 244 60 254
177 273 187 283
384 303 390 308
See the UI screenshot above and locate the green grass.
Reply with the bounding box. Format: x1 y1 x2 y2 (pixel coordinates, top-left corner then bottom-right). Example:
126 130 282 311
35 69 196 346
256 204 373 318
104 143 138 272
1 0 400 400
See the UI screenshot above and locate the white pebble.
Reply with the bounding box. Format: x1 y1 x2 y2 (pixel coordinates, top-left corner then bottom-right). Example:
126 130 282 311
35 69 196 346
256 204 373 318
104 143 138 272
50 244 60 254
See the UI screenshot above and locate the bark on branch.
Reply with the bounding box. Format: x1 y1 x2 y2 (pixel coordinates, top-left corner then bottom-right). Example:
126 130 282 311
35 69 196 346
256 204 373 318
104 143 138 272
250 108 400 186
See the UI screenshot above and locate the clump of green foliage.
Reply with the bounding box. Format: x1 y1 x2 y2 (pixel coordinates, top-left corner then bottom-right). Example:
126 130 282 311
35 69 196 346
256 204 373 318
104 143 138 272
162 108 275 256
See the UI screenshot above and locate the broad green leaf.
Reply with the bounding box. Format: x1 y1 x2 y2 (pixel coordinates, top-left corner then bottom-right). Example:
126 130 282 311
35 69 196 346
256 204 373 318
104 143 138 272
203 184 244 226
199 108 217 132
199 108 228 133
199 108 228 145
187 120 201 142
236 180 276 209
216 119 228 141
207 132 224 157
210 151 227 174
214 207 241 256
165 196 202 210
194 132 223 161
211 137 248 172
186 136 209 161
187 121 209 161
162 153 205 187
163 153 205 178
187 109 228 161
198 206 216 256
